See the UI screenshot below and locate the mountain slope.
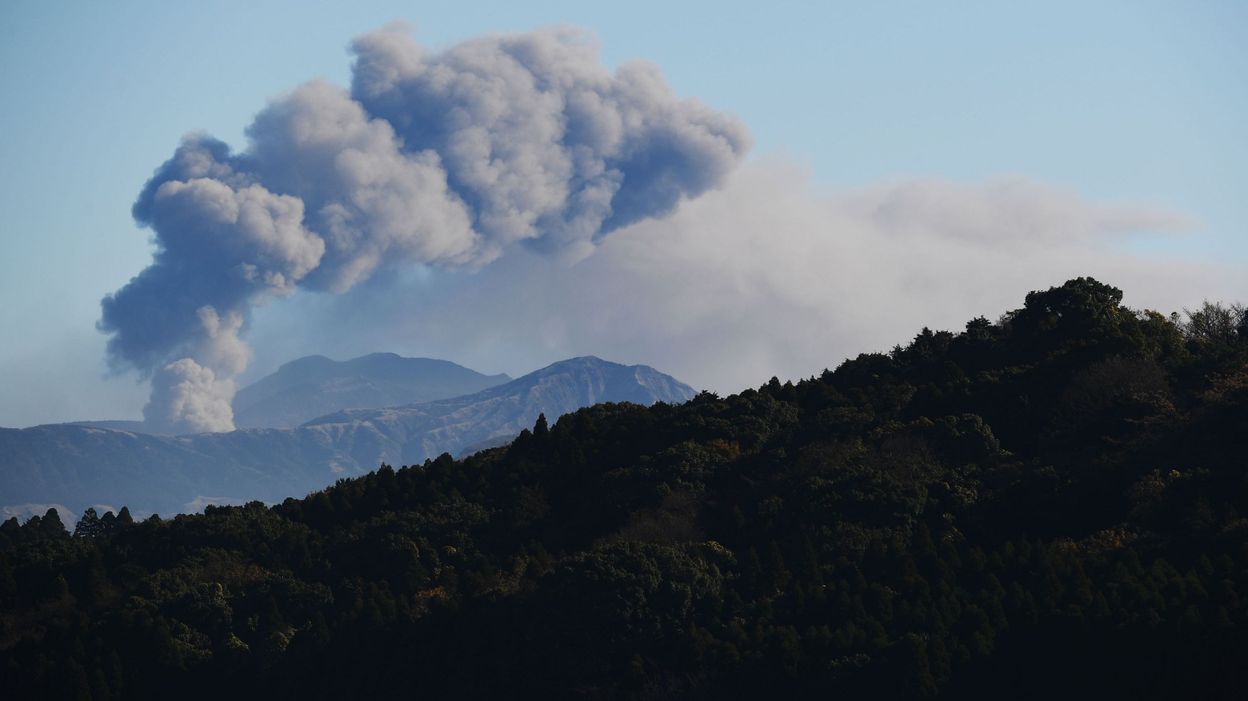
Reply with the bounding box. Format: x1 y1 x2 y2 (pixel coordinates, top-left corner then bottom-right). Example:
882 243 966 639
231 353 511 429
0 357 694 516
303 356 696 465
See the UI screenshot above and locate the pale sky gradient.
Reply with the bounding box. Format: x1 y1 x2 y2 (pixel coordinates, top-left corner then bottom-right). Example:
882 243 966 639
0 0 1245 427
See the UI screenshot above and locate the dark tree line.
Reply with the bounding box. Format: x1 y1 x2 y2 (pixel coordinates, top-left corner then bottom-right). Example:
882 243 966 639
2 278 1247 699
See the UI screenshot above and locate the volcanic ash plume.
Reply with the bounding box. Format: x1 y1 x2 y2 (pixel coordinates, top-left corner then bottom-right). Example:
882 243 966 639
98 26 750 433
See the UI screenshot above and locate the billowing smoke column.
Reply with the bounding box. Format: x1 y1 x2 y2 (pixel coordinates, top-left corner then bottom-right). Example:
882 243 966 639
98 26 750 433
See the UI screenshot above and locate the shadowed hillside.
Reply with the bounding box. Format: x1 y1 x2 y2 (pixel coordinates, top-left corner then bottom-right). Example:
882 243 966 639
2 279 1246 699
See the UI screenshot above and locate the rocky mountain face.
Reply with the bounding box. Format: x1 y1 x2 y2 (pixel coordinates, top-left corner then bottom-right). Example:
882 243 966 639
0 357 695 518
231 353 511 429
302 356 696 468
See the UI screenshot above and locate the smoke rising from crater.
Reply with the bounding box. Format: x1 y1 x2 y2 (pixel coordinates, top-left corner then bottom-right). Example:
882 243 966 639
99 26 749 433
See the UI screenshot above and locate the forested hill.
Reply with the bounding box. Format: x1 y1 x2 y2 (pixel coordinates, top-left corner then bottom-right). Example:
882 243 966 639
3 278 1247 699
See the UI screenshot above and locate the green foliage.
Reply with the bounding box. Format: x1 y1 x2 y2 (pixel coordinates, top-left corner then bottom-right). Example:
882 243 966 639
1 278 1246 699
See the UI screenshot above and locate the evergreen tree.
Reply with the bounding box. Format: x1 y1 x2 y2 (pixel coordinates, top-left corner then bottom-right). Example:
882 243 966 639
74 507 102 538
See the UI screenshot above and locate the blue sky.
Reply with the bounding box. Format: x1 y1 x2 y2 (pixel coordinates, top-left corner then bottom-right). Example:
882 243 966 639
1 0 1245 426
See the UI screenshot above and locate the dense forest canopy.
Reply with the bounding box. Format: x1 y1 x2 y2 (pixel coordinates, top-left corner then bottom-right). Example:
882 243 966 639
2 278 1247 698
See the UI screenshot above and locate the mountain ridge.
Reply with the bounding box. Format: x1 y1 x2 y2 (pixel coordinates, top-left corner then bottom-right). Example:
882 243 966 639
0 356 694 517
232 352 512 429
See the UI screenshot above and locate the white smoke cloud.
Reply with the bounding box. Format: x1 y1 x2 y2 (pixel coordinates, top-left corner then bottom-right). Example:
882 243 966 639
243 80 481 288
100 26 750 433
194 306 251 379
248 159 1242 395
141 306 249 434
349 26 748 253
150 178 325 292
144 358 235 434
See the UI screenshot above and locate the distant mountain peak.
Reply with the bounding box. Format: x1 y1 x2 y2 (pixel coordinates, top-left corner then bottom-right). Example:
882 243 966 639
292 355 695 470
232 353 511 429
277 354 335 370
529 355 661 375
